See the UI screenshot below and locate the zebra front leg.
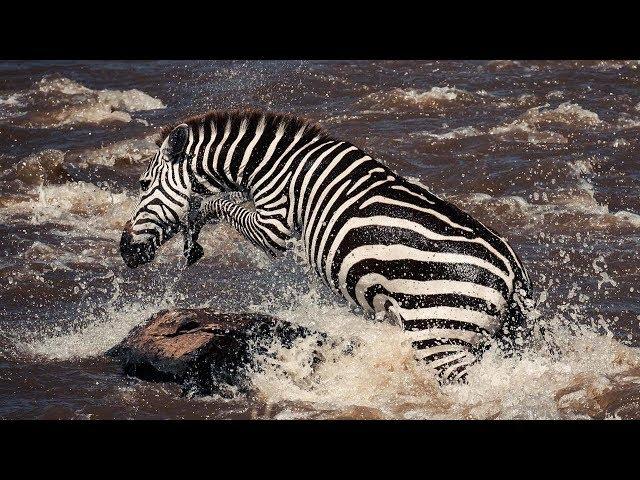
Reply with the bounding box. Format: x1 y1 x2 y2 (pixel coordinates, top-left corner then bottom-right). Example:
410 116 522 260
183 192 247 266
181 196 205 266
199 195 288 257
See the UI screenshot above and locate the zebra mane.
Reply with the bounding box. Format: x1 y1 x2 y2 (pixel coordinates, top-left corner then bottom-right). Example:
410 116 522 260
156 108 329 147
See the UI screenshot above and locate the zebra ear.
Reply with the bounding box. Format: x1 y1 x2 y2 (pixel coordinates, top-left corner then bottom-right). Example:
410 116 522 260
164 124 189 161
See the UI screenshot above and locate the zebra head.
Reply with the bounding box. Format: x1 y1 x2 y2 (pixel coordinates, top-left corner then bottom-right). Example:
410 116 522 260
120 124 195 268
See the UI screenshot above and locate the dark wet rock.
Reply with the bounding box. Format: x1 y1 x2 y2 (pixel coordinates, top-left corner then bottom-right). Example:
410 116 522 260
106 308 339 397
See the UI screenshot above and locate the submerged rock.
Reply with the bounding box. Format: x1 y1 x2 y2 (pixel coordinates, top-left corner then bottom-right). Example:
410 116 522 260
106 308 338 396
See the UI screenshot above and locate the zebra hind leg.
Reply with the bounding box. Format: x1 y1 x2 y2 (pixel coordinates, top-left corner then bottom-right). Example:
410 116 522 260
494 291 535 357
378 298 485 385
431 343 486 385
408 328 491 385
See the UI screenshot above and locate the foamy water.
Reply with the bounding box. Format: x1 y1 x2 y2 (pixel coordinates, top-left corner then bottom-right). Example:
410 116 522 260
0 76 165 127
1 60 639 419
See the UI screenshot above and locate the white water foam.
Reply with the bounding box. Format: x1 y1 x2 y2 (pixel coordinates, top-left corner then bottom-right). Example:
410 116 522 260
520 102 602 127
413 126 481 141
460 188 640 232
413 121 568 145
361 86 475 112
19 301 159 360
72 135 160 167
0 181 135 237
488 121 569 144
0 76 165 127
0 93 25 107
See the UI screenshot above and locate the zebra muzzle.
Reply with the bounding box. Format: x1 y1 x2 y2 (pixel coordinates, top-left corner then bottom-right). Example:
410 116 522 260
120 221 156 268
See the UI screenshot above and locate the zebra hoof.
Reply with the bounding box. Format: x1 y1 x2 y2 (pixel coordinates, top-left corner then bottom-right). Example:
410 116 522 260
185 242 204 266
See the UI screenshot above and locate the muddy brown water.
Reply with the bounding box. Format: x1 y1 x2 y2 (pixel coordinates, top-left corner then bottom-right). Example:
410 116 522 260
0 60 639 419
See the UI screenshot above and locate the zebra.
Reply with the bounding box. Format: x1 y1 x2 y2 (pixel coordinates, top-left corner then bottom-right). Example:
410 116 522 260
120 108 533 383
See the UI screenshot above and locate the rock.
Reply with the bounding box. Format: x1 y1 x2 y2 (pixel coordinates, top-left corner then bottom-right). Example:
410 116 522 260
106 308 333 396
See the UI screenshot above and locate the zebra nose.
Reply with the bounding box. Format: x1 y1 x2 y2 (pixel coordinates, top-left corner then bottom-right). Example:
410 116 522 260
120 221 155 268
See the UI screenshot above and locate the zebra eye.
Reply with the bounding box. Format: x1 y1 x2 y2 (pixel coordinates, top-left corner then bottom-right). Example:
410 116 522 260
139 179 151 191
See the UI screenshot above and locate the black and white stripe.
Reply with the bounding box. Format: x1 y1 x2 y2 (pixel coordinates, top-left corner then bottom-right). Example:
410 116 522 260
122 109 533 382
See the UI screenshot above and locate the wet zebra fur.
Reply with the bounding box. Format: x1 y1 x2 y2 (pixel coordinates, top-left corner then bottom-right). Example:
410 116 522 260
120 108 533 383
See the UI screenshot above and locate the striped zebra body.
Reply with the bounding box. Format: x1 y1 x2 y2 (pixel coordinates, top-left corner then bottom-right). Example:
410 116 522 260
121 109 533 382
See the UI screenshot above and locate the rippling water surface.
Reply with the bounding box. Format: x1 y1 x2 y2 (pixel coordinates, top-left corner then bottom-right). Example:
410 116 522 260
1 60 639 419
